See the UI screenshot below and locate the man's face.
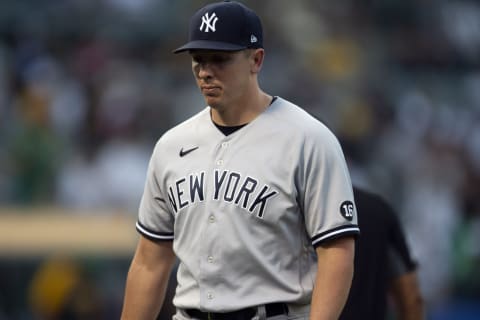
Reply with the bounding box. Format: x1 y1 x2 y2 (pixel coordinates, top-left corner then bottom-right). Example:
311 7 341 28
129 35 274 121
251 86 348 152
190 50 253 109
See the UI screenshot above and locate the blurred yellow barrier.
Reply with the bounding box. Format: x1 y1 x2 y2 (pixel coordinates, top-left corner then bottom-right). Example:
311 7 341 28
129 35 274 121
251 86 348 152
0 207 138 256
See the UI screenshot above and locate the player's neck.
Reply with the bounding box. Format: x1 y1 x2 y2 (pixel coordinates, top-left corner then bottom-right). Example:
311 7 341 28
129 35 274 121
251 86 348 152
211 89 272 126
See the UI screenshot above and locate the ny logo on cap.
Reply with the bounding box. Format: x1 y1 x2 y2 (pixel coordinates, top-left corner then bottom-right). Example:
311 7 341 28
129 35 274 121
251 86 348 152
200 12 218 32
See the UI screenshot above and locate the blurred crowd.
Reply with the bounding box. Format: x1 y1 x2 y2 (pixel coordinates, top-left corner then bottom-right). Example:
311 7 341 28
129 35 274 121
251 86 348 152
0 0 479 319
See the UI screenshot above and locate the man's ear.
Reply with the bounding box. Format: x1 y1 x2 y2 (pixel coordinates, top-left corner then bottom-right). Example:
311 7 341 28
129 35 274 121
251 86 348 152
250 49 264 73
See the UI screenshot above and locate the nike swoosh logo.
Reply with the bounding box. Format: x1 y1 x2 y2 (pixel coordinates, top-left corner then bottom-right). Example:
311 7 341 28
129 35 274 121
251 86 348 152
179 146 199 157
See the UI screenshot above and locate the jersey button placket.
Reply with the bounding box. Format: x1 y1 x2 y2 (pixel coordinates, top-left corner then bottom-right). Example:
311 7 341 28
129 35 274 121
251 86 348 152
215 139 229 167
202 211 218 309
203 140 227 308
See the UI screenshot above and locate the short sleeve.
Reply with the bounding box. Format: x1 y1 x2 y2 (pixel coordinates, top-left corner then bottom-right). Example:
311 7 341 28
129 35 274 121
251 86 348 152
136 142 175 241
386 204 417 278
299 127 360 247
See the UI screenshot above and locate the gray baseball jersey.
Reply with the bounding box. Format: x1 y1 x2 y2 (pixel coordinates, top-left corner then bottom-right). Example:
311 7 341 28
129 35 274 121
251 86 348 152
136 97 359 312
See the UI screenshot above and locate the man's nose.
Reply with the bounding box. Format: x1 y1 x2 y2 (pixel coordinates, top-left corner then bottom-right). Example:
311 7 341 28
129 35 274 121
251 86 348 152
197 62 214 79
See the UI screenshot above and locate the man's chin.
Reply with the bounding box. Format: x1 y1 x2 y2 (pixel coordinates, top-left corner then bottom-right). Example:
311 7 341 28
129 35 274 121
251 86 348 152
204 95 221 108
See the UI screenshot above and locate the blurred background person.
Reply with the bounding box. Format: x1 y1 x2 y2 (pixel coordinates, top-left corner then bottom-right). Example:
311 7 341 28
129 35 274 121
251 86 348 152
28 255 104 320
340 186 425 320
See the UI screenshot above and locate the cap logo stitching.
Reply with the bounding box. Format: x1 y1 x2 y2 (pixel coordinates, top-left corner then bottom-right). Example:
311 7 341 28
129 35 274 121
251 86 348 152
250 35 258 43
200 12 218 32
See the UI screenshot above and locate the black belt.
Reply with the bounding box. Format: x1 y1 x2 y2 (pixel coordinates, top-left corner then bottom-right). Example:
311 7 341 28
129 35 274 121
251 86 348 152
185 302 288 320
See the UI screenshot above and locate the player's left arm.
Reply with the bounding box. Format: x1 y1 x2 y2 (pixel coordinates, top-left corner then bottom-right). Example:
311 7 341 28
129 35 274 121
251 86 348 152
309 236 355 320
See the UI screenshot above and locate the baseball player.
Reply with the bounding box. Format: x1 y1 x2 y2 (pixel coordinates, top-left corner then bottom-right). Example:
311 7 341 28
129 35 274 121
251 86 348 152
121 1 360 319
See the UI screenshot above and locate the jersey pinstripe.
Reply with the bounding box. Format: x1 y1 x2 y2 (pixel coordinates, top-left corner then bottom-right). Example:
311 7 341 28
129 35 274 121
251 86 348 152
136 97 359 312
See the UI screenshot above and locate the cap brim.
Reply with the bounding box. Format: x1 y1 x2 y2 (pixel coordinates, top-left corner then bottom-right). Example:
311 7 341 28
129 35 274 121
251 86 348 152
173 40 247 53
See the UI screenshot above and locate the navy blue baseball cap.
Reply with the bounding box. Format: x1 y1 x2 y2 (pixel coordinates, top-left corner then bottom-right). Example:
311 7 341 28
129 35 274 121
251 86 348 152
173 1 263 53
